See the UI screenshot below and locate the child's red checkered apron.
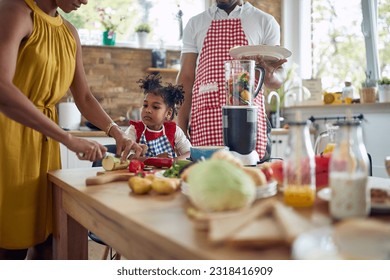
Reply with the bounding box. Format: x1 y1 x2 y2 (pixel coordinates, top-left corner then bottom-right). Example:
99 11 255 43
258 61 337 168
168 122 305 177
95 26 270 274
189 18 267 159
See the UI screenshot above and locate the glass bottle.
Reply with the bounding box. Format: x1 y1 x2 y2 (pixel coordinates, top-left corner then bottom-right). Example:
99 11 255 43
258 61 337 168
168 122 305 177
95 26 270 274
341 81 354 103
283 118 316 207
329 120 370 220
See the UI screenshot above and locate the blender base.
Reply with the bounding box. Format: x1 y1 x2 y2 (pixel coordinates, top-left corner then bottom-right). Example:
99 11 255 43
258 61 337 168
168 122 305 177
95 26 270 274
230 150 259 166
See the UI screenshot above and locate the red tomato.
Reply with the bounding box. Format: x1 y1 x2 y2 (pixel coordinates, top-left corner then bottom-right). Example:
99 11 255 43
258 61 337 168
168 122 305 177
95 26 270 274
128 160 145 173
259 163 274 182
270 160 283 184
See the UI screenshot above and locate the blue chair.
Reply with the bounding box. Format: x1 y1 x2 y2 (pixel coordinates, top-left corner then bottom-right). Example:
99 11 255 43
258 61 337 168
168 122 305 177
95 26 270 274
89 144 121 260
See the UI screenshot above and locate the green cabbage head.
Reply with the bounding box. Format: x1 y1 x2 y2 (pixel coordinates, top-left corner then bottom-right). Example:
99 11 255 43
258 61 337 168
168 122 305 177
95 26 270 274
187 159 256 212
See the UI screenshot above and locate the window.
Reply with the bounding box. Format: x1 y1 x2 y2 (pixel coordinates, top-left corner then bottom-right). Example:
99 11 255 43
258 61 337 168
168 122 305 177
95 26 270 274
283 0 389 93
61 0 207 49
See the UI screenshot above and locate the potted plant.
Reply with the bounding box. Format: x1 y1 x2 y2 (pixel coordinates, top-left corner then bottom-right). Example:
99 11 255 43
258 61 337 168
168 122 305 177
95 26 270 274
135 23 151 48
97 7 124 46
378 77 390 103
360 71 377 103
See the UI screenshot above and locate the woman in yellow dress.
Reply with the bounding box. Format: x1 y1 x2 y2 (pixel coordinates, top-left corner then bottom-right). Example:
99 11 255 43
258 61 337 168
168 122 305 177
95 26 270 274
0 0 144 259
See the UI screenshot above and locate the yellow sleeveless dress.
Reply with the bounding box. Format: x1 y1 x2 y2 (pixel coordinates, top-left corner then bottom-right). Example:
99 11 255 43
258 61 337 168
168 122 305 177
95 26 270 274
0 0 76 249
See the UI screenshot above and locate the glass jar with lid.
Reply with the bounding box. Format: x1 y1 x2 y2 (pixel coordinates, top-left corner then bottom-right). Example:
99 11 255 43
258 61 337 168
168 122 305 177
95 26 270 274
283 116 316 207
329 119 370 220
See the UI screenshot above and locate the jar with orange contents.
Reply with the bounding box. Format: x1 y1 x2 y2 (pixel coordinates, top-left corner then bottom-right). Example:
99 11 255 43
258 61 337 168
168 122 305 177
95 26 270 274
283 112 316 207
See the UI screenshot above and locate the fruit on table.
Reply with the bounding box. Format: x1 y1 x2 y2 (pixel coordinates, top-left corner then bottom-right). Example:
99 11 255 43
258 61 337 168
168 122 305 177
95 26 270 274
143 157 174 168
128 160 145 173
128 176 152 194
242 166 267 186
151 178 179 194
259 163 274 182
270 160 283 184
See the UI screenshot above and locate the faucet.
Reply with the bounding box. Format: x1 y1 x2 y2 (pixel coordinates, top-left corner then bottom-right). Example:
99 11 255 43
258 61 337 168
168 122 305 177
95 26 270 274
267 91 281 128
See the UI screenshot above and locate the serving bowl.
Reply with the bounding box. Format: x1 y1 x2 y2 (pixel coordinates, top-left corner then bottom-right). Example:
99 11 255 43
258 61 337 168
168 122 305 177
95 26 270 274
190 146 229 161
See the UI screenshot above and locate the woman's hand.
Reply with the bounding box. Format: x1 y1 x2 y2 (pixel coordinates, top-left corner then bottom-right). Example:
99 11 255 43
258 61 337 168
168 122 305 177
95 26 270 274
64 135 107 162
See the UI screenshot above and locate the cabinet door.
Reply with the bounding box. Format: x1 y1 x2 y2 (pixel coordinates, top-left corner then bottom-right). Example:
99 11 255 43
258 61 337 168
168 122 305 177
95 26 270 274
271 135 288 159
61 137 116 169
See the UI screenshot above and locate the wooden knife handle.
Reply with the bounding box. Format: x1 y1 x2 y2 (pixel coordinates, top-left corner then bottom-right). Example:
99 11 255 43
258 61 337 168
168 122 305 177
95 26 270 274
86 173 134 186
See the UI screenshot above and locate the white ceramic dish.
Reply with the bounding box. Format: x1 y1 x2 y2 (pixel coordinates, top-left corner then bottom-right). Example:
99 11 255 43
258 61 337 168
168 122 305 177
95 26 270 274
292 226 342 260
317 187 390 213
229 45 292 61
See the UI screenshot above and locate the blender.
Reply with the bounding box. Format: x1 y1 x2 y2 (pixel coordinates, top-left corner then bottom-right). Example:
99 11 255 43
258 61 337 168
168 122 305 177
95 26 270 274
222 60 265 165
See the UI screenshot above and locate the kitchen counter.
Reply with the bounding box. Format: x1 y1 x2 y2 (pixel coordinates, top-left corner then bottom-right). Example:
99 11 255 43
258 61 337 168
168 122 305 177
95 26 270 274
66 126 129 137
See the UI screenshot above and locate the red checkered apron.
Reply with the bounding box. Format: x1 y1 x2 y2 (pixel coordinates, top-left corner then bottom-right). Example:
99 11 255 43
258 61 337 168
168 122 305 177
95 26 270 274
190 18 267 158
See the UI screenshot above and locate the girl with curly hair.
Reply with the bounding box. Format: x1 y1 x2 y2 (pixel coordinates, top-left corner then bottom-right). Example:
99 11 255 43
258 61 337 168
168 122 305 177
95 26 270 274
125 74 191 159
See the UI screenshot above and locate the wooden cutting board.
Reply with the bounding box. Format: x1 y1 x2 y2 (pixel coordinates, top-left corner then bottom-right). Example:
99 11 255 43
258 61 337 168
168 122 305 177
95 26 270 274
188 199 315 248
86 170 135 186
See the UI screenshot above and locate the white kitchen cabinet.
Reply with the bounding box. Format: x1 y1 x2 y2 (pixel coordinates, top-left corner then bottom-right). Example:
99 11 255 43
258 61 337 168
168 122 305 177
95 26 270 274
60 137 115 169
270 133 288 159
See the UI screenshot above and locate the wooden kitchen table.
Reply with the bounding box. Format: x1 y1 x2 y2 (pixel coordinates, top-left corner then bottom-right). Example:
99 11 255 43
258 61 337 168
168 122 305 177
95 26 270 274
48 168 390 260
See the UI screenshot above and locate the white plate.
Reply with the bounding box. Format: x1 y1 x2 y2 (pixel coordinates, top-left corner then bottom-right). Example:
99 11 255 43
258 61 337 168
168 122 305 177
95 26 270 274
154 170 167 178
181 180 277 200
292 226 342 260
317 187 390 212
229 45 292 61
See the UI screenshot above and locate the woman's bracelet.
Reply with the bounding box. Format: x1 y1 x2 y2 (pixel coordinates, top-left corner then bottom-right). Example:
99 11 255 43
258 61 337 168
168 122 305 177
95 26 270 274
105 122 119 137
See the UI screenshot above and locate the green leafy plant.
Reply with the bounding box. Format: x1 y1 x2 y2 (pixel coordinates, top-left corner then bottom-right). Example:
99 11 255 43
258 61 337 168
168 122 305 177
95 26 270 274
97 7 124 33
378 77 390 85
135 23 151 33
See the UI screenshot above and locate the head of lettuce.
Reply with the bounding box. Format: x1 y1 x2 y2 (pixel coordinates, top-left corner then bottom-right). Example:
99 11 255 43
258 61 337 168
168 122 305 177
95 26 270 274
187 159 256 212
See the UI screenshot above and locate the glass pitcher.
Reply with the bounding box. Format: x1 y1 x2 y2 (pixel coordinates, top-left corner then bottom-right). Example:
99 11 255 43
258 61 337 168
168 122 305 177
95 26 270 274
224 60 265 106
313 123 339 155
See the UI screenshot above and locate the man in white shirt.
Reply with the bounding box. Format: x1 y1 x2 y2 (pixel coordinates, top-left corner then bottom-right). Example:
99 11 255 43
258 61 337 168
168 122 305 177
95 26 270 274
176 0 286 161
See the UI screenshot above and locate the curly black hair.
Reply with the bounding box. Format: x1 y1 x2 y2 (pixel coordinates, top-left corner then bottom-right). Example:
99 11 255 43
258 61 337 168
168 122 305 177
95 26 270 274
137 74 185 120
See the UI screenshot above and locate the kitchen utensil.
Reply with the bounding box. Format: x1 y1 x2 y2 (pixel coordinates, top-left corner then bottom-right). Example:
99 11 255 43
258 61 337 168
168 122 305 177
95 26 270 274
222 59 266 166
229 45 292 61
86 173 134 186
190 146 229 161
224 60 264 106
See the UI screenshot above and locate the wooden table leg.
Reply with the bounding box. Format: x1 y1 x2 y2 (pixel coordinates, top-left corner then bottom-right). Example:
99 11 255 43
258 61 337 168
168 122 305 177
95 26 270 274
52 182 88 260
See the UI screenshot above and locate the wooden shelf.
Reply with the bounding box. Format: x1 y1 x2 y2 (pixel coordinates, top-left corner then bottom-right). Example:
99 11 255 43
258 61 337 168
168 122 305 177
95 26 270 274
146 67 179 74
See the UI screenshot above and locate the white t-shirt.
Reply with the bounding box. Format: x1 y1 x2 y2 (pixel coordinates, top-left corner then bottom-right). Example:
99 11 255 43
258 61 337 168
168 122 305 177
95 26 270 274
182 2 281 56
124 124 191 156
